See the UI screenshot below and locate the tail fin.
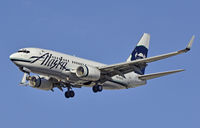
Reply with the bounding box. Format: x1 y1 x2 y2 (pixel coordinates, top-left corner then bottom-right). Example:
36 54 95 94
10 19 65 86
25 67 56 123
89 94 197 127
127 33 150 74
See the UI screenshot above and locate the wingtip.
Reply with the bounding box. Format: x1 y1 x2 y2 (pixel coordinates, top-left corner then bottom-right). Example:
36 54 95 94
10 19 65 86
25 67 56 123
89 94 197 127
179 69 185 72
172 69 185 73
186 35 195 50
143 33 150 36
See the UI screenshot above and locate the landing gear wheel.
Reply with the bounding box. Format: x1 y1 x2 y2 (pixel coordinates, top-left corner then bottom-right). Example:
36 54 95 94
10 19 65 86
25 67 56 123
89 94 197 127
65 90 75 98
69 90 75 97
97 85 103 92
65 91 70 98
93 86 98 93
93 85 103 93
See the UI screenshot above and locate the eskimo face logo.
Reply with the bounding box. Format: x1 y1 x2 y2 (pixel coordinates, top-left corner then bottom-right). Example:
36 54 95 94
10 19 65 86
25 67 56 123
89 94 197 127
30 53 69 71
135 52 146 59
130 46 148 61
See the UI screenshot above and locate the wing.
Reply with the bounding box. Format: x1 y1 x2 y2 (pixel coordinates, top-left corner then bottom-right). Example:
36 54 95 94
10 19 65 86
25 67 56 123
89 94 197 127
99 36 194 77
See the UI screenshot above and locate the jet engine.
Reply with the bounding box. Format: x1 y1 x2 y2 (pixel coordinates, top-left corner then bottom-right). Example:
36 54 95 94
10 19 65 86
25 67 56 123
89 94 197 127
76 65 101 81
29 76 53 91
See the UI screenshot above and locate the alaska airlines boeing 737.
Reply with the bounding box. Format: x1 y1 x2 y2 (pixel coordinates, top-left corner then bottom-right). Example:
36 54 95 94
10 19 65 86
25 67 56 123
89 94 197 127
10 33 195 99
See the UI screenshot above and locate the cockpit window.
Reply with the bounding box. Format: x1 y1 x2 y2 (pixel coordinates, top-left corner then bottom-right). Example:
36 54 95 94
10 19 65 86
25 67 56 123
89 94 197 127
18 49 30 53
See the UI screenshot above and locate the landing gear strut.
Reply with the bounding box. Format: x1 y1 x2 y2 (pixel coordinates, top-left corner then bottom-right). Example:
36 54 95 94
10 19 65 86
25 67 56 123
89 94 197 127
92 85 103 93
65 87 75 98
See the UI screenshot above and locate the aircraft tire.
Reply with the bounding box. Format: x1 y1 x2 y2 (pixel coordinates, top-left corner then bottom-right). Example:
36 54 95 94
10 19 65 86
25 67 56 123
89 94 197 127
69 90 75 97
65 91 70 98
92 86 98 93
65 90 75 98
97 85 103 92
93 85 103 93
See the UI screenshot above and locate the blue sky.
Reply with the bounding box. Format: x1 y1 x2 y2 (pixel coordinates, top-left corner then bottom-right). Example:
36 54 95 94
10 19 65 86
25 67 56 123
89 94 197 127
0 0 200 128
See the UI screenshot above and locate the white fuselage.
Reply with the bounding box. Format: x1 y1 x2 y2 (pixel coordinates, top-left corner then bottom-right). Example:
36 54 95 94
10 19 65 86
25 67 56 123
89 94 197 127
10 48 146 90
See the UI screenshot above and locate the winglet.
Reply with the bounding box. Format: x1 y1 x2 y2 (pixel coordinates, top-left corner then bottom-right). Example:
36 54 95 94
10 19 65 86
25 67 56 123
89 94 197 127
186 35 195 51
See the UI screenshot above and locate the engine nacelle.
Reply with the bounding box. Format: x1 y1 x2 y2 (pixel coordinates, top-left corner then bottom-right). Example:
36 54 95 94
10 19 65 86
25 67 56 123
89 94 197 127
76 65 101 81
29 76 53 91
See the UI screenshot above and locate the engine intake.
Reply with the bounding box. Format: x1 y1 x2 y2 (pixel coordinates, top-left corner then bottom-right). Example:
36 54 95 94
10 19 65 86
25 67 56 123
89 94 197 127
29 76 53 91
76 65 101 81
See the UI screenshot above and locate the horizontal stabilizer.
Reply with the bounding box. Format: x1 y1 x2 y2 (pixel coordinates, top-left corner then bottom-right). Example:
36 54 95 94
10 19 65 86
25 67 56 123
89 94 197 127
138 69 185 80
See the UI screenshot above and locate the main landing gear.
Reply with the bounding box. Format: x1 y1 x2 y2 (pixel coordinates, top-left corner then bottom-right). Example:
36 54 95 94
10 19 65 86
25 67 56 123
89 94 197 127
64 85 103 98
65 87 75 99
92 85 103 93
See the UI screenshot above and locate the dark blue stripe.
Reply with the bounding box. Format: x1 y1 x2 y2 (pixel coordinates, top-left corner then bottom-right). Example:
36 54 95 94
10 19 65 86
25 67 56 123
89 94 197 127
11 59 32 63
85 66 89 77
37 76 41 87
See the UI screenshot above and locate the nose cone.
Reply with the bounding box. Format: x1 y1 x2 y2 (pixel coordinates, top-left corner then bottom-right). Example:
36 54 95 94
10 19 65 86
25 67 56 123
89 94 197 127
9 53 17 61
9 53 21 65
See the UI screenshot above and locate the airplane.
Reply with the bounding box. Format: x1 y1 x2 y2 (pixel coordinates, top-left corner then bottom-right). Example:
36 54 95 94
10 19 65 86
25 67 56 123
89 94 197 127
9 33 195 99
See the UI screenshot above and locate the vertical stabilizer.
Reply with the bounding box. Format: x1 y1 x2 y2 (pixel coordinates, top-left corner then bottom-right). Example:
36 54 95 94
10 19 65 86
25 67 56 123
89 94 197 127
127 33 150 74
136 33 150 49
